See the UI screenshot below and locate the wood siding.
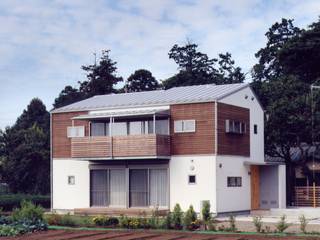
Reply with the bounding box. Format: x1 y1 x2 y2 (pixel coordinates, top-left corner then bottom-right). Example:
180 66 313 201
170 103 215 155
217 103 250 156
70 135 170 159
52 112 89 158
251 165 260 210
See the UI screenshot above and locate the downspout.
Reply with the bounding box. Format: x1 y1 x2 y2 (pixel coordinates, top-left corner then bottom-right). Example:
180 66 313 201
214 100 218 214
110 116 113 159
50 112 53 212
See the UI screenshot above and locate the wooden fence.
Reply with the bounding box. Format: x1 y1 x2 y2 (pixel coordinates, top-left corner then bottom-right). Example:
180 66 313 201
294 186 320 207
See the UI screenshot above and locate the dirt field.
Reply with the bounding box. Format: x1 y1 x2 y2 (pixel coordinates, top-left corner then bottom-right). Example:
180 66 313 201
1 229 319 240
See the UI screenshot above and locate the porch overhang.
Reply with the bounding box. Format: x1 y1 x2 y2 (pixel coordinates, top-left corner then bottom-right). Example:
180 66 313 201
72 108 170 120
73 155 171 161
243 161 285 166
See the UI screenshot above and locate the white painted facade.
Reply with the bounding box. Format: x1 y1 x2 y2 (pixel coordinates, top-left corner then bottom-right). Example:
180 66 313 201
52 159 90 210
215 156 251 213
169 155 217 213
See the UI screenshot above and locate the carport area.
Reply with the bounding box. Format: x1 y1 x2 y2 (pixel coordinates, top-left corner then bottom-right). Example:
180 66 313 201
247 162 286 211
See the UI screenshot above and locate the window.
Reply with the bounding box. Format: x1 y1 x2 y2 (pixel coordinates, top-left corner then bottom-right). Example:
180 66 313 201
254 124 258 134
155 119 169 135
129 121 143 135
174 120 196 133
67 126 85 138
227 177 242 187
225 120 246 134
91 122 105 136
188 175 196 184
68 176 75 185
112 122 128 136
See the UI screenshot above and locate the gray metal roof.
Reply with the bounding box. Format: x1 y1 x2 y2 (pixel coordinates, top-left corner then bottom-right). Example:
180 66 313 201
52 83 249 113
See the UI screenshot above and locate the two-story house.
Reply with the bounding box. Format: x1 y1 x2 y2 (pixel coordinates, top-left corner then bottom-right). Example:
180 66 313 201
51 83 286 215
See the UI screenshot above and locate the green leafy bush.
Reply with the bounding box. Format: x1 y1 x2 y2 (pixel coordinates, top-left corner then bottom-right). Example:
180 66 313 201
12 200 44 222
201 201 211 230
299 214 308 233
227 215 237 232
172 203 183 230
0 225 20 237
276 215 289 233
46 212 62 225
0 194 50 211
58 213 78 227
92 216 119 227
183 205 199 231
253 216 263 233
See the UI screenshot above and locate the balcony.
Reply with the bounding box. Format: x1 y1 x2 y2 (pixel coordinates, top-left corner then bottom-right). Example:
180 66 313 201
71 134 170 159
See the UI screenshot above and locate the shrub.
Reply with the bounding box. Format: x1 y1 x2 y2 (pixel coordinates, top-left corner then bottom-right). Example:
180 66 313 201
148 208 160 229
0 225 20 237
253 216 263 233
276 215 289 233
172 203 183 230
12 200 44 222
201 201 211 222
299 214 308 234
164 212 173 229
227 215 237 232
183 205 199 231
0 194 50 211
92 216 119 227
58 213 77 227
46 212 62 225
201 201 211 230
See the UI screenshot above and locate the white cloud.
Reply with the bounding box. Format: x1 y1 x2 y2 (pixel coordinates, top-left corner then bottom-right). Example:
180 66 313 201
0 0 319 128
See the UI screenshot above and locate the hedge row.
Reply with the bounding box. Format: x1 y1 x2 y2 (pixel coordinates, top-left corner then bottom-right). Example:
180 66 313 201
0 194 50 211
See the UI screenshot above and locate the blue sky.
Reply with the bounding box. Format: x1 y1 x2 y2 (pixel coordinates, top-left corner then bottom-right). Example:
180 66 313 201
0 0 319 129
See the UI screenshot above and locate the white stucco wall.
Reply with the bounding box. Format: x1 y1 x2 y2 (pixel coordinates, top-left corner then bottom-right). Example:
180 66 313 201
278 164 287 209
216 156 251 213
219 86 264 163
169 155 216 213
53 159 90 210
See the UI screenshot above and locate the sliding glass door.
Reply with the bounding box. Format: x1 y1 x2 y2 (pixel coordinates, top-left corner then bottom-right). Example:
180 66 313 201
109 169 126 207
90 170 108 206
90 169 126 207
129 169 148 207
91 167 168 208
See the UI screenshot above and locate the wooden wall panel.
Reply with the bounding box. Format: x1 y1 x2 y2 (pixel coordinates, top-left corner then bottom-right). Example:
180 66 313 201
251 165 260 210
52 111 89 158
170 103 215 155
217 103 250 156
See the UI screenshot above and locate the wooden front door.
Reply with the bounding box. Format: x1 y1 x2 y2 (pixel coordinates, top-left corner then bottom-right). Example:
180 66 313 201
251 165 260 210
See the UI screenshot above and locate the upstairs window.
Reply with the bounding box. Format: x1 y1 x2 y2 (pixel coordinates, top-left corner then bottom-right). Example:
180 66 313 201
174 120 196 133
225 120 246 134
254 124 258 134
67 126 85 138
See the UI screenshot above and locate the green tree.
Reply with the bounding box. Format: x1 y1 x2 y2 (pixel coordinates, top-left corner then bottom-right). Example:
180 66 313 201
163 42 244 89
54 50 123 108
0 99 50 194
124 69 159 92
80 50 123 97
251 18 320 205
53 86 84 109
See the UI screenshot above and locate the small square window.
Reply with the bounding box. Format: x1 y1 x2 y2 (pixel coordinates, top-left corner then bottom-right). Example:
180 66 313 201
68 176 75 185
254 124 258 134
188 175 196 184
227 177 242 187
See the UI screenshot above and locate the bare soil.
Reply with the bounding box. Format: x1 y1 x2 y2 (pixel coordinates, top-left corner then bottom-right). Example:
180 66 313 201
1 230 319 240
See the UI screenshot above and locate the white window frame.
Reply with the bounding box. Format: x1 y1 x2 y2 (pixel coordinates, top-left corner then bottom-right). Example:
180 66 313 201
67 126 85 138
174 120 196 133
225 120 246 134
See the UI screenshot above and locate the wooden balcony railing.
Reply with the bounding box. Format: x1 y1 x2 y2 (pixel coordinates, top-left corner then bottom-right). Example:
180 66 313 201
71 134 170 159
294 186 320 207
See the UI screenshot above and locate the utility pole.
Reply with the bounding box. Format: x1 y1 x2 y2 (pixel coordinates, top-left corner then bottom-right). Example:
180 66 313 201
311 84 320 207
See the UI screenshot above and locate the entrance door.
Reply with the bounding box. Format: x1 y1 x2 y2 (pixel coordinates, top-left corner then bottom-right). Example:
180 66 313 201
109 169 126 207
90 170 108 206
129 169 148 207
